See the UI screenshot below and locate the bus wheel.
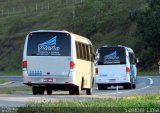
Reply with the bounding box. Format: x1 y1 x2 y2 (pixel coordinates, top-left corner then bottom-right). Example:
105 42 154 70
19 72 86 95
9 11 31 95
128 83 133 89
132 84 136 89
98 84 103 90
75 86 81 95
39 86 45 95
129 77 134 89
46 87 52 95
124 85 128 89
69 89 75 95
86 88 92 95
32 86 39 95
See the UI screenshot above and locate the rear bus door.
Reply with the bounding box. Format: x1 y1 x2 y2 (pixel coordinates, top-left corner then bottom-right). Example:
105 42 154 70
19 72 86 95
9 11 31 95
27 32 71 76
97 47 126 82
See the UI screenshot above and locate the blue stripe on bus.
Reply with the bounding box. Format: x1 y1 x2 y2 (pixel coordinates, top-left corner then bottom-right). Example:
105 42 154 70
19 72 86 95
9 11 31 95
130 64 135 76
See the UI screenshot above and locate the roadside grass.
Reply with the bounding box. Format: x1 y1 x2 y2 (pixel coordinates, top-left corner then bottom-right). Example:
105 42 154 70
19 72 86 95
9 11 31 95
0 78 7 84
138 71 159 76
0 86 31 94
17 94 160 113
0 70 21 76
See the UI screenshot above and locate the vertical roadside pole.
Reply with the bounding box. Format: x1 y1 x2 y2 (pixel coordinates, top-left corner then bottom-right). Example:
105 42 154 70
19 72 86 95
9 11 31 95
24 7 26 14
1 10 3 17
7 9 10 17
36 4 38 12
12 8 15 15
41 2 43 10
72 0 76 30
72 0 76 19
116 85 119 101
66 0 68 5
47 3 50 10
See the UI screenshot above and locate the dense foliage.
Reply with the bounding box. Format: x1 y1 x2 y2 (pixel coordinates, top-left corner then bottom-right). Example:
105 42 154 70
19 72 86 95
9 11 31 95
0 0 159 72
130 0 160 70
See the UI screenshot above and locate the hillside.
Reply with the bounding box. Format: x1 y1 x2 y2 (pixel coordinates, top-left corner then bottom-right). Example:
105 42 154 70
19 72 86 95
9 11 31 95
0 0 150 71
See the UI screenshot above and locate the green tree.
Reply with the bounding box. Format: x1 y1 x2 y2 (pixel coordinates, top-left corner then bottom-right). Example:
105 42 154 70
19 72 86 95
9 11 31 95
134 0 160 70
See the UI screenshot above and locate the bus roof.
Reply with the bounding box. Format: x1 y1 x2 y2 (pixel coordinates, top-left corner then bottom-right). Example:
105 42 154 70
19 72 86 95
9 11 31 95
97 45 134 53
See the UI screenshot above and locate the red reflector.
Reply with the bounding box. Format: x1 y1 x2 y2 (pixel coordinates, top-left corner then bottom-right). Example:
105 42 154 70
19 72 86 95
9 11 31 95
22 61 27 68
126 67 130 73
96 68 98 74
70 61 75 69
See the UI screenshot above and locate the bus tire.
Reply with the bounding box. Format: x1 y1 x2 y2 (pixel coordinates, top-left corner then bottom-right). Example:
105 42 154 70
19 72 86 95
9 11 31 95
132 84 136 89
92 78 95 88
69 89 75 95
128 77 134 89
124 85 128 89
81 78 84 90
86 88 92 95
46 87 52 95
32 86 39 95
128 83 133 89
103 85 107 90
75 86 81 95
39 86 45 95
98 84 103 90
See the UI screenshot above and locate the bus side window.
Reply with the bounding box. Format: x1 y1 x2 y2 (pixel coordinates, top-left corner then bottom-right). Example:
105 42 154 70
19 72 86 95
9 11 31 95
84 44 90 61
88 45 91 61
79 43 83 59
81 44 85 60
129 53 135 64
89 46 91 61
86 45 90 61
83 44 87 60
76 42 80 59
76 42 93 61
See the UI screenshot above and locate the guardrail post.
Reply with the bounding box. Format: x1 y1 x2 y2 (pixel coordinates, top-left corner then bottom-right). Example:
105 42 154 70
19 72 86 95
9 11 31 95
116 85 119 101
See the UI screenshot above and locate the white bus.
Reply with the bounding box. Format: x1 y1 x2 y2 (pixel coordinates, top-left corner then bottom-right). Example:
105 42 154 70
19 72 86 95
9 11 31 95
96 45 137 90
22 30 95 95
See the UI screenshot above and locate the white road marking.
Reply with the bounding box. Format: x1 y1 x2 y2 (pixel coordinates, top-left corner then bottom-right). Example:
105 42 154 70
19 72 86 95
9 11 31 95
148 77 153 85
0 81 14 86
138 76 153 85
100 85 150 96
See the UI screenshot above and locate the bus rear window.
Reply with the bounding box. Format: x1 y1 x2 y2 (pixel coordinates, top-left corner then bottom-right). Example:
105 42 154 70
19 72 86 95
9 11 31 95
27 32 71 56
98 47 126 65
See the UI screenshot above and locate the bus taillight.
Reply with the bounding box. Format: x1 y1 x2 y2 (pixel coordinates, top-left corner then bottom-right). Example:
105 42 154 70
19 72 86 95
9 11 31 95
126 67 130 74
96 68 98 75
70 61 75 69
22 61 27 68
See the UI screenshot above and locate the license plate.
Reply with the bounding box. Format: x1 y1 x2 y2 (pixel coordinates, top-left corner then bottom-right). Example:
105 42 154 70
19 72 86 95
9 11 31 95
43 78 55 82
109 79 116 82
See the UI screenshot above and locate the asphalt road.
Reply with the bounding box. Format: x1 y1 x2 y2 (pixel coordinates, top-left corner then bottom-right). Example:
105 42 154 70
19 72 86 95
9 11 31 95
0 76 24 87
0 75 160 107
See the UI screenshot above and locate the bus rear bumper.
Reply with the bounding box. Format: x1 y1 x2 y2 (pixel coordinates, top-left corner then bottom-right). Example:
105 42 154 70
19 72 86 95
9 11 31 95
97 82 131 87
23 76 74 86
